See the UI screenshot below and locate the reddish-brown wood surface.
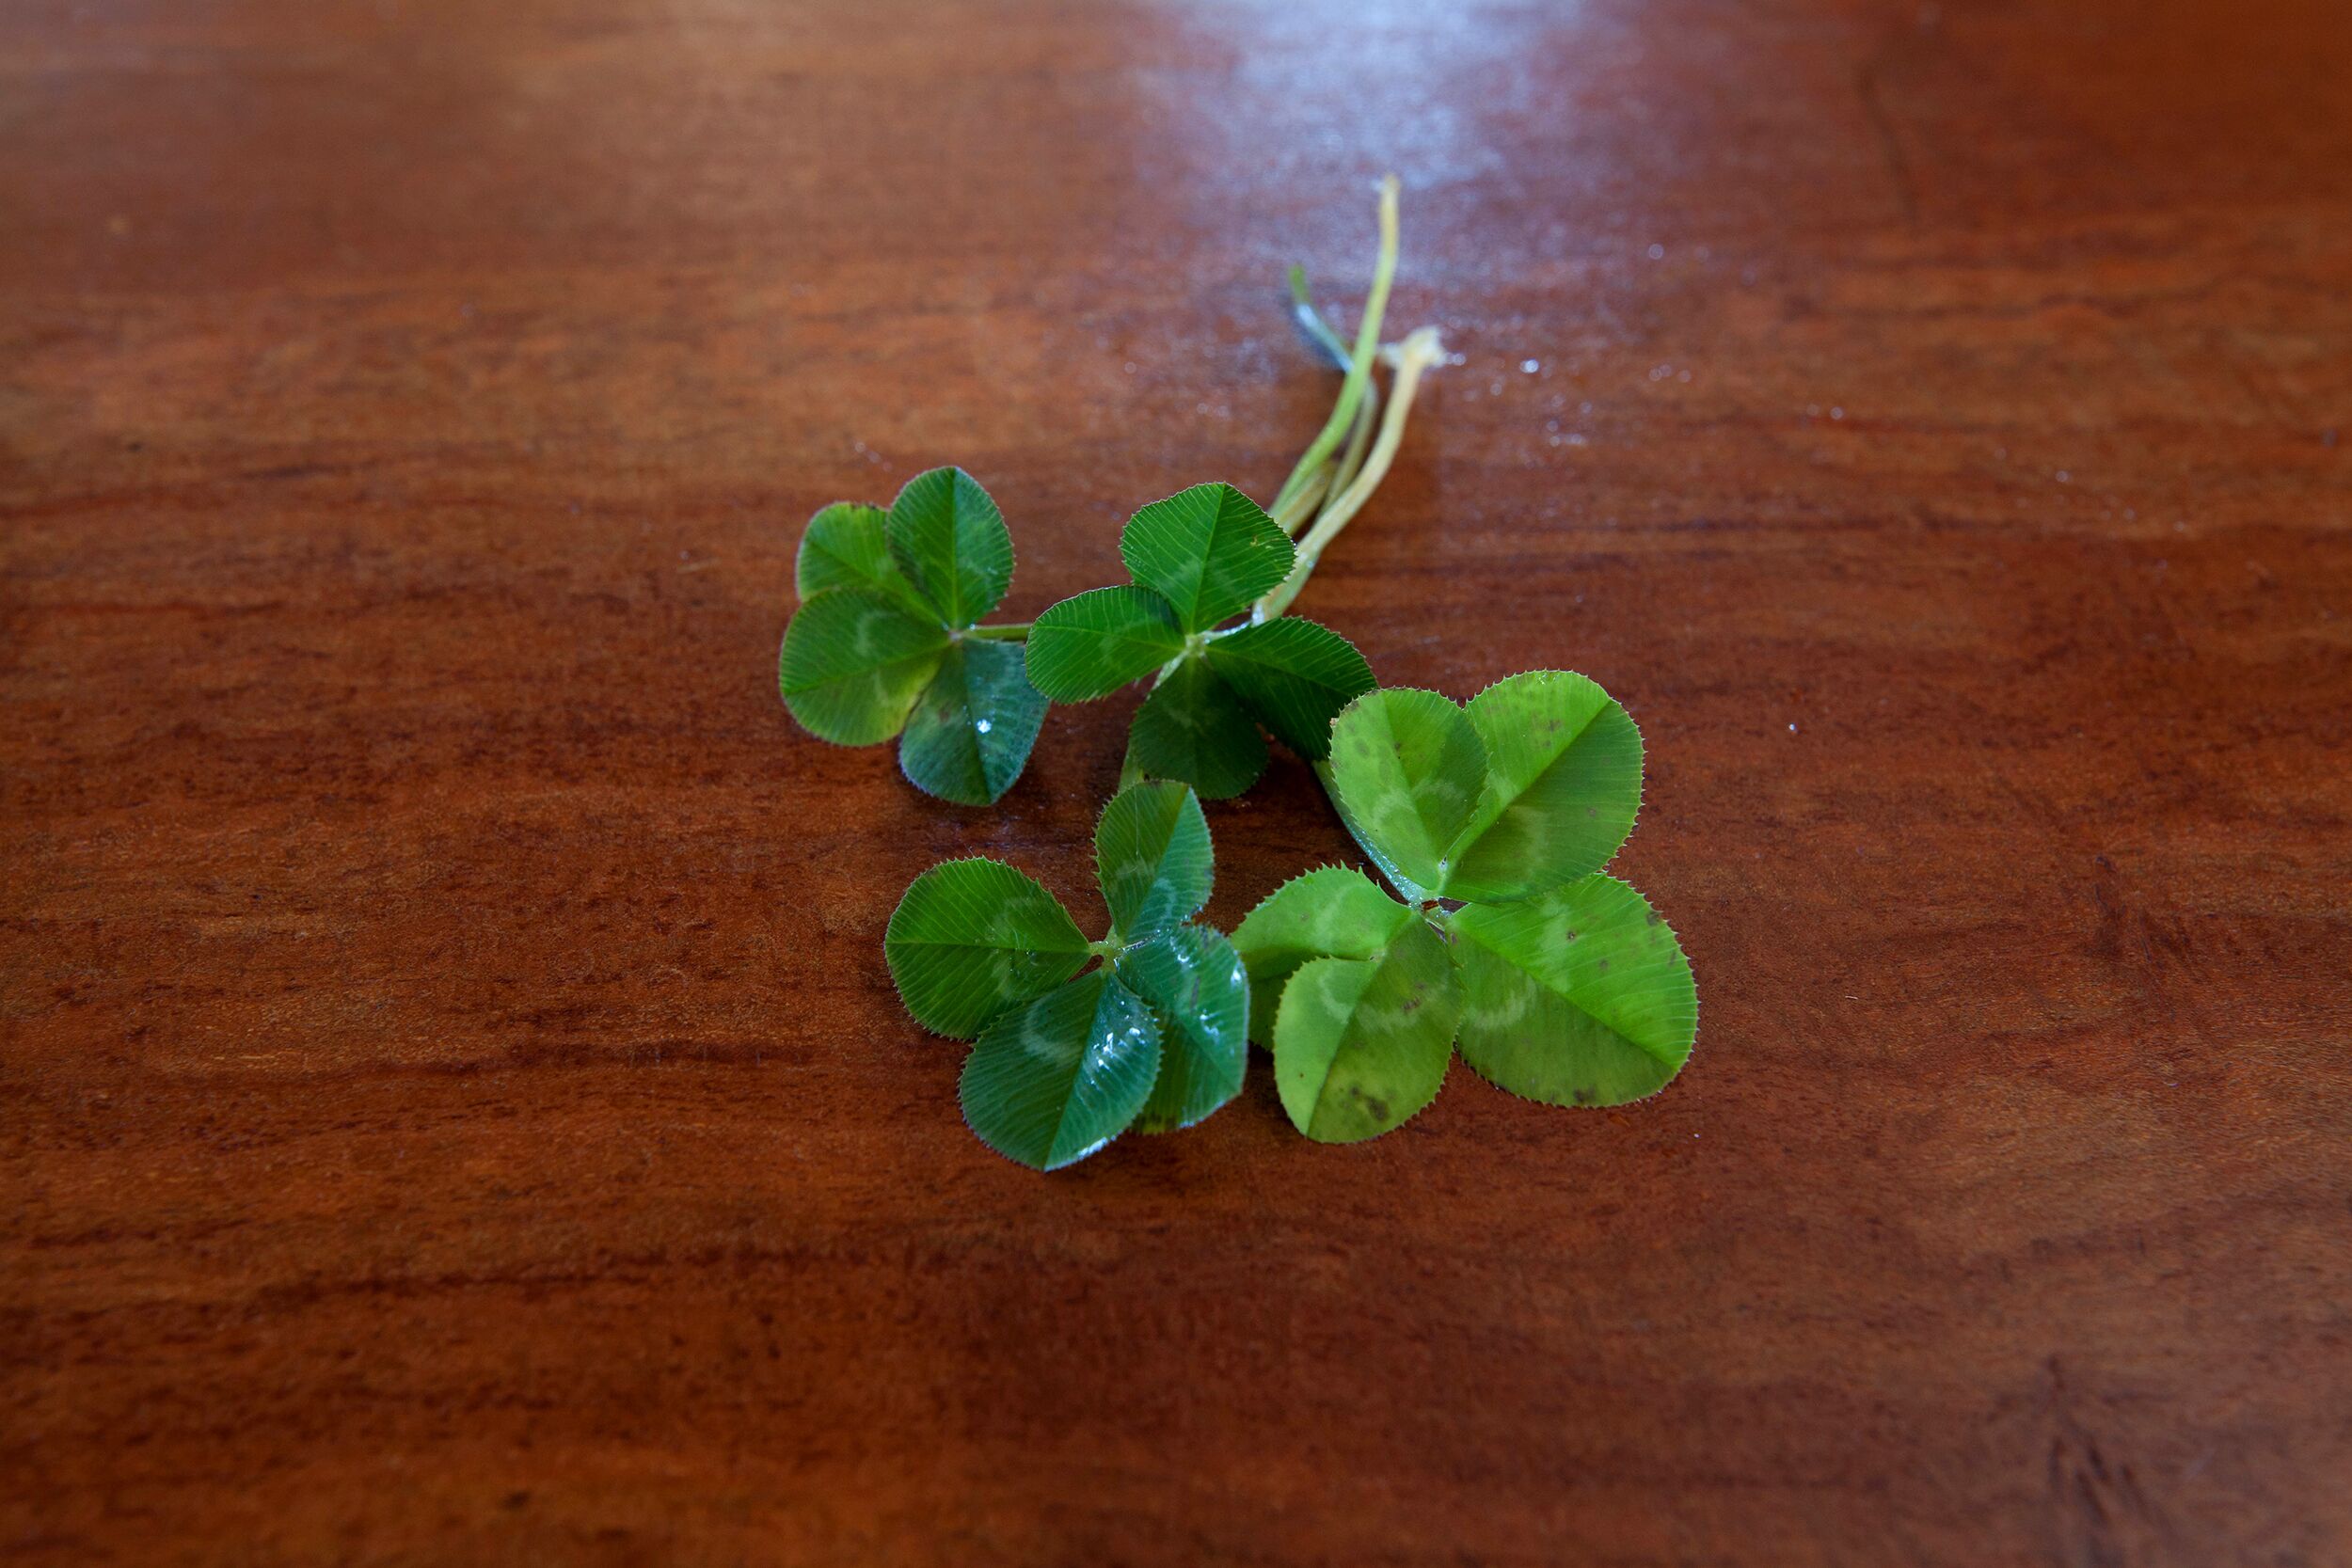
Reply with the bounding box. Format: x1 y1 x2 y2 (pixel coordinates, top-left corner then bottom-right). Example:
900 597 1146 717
5 2 2350 1562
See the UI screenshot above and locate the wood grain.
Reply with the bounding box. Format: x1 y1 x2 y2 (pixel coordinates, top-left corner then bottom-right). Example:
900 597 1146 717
5 1 2349 1562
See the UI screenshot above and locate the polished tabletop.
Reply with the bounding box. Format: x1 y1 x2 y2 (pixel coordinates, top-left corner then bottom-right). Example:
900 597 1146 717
5 1 2349 1563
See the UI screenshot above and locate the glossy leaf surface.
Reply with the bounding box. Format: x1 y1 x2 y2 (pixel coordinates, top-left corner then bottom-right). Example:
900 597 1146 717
777 587 948 745
885 466 1013 628
898 639 1050 806
1024 585 1186 701
1326 688 1487 893
883 859 1090 1037
1205 616 1375 759
1093 780 1212 941
1229 865 1416 1046
1450 874 1697 1107
1118 925 1248 1133
1272 919 1461 1143
959 971 1161 1170
1445 671 1645 902
1126 657 1267 800
1119 483 1294 632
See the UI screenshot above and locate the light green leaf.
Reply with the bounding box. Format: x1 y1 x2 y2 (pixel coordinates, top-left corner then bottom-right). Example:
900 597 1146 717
959 971 1161 1170
883 859 1089 1038
1325 689 1487 894
1272 919 1461 1144
1449 874 1697 1107
1120 483 1295 632
777 587 949 745
1118 925 1248 1133
1025 585 1186 702
885 466 1013 628
796 501 930 614
1444 671 1645 902
1126 657 1267 800
1204 616 1374 760
898 639 1050 806
1312 758 1433 905
1229 866 1416 1046
1092 780 1211 941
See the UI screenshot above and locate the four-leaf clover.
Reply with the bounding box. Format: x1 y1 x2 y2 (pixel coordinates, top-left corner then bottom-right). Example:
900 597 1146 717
1232 672 1697 1143
778 467 1047 805
884 781 1250 1169
1025 483 1375 799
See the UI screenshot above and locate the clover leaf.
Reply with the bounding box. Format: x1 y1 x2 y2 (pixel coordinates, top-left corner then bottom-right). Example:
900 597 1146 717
1120 483 1295 632
959 972 1162 1171
883 781 1249 1169
1232 672 1696 1142
1118 923 1249 1134
778 467 1048 806
1025 483 1374 800
882 857 1090 1037
1272 919 1461 1143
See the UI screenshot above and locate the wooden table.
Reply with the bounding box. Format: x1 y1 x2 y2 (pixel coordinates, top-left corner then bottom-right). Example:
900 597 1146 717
6 2 2347 1562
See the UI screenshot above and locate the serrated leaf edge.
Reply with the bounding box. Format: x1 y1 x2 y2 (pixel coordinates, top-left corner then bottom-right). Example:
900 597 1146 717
1024 583 1187 704
1444 880 1699 1110
1122 922 1248 1135
1330 676 1654 903
1089 780 1215 939
882 855 1088 1042
1456 668 1649 901
775 588 951 749
794 498 882 596
956 971 1161 1172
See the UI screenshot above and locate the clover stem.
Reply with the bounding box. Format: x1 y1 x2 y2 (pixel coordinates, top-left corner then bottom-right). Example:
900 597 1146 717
1270 462 1332 538
1287 263 1355 372
1270 175 1400 517
964 622 1030 641
1327 370 1382 499
1255 325 1448 621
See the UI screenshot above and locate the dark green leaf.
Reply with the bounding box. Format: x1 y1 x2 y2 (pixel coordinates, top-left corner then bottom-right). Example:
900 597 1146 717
777 587 949 745
1092 780 1212 941
883 859 1089 1038
1444 671 1645 902
1204 615 1374 759
1449 874 1697 1107
1229 865 1416 1046
885 466 1013 628
1125 657 1267 800
1325 688 1487 894
960 970 1161 1170
1272 919 1460 1144
1118 925 1248 1133
1120 483 1294 632
1025 585 1186 701
898 639 1050 806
